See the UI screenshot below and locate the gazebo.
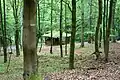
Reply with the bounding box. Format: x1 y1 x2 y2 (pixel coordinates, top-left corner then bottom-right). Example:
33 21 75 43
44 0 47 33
42 31 71 46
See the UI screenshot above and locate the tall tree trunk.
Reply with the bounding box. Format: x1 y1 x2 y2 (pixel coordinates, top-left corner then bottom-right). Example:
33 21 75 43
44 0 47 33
112 0 117 43
10 0 21 57
0 0 4 54
50 0 53 54
3 0 7 63
94 0 102 60
15 0 20 57
23 0 38 79
37 1 42 52
15 19 20 57
88 0 92 43
103 0 106 53
65 4 67 56
69 0 76 69
60 0 63 57
105 0 113 62
80 0 84 47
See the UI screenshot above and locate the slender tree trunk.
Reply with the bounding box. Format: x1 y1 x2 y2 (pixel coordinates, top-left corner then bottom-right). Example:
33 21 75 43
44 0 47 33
112 0 117 43
14 0 20 57
60 0 63 57
94 0 102 60
15 19 20 57
50 0 53 54
80 0 84 47
36 1 40 47
0 0 4 54
65 4 67 56
99 27 102 48
88 0 92 43
37 1 43 53
3 0 7 63
69 0 76 69
103 0 106 53
105 0 113 62
23 0 38 79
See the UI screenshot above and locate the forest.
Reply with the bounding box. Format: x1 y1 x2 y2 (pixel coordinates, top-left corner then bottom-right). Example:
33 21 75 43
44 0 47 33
0 0 120 80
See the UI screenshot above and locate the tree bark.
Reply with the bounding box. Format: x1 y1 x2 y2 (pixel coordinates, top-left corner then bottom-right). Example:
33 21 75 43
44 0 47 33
80 0 84 47
94 0 102 60
3 0 7 63
99 27 102 48
105 0 113 62
69 0 76 69
103 0 106 53
60 0 63 57
15 19 20 57
0 0 4 54
50 0 53 54
23 0 38 79
112 0 117 43
88 0 92 44
65 4 67 56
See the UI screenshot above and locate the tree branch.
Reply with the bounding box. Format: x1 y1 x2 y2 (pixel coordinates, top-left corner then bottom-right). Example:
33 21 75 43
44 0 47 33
63 0 72 12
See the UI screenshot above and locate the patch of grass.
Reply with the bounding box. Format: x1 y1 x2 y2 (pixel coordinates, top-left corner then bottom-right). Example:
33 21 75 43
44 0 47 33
38 54 69 76
0 64 5 73
29 74 43 80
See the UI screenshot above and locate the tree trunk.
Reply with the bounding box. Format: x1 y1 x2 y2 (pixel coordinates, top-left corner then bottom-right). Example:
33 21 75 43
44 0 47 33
88 0 92 44
50 0 53 54
112 0 117 43
103 0 106 53
15 19 20 57
36 1 40 48
23 0 38 79
10 0 20 57
99 27 102 48
3 0 7 63
37 1 43 53
65 4 67 56
94 0 102 60
105 0 113 62
80 0 84 47
0 0 4 55
60 0 63 57
69 0 76 69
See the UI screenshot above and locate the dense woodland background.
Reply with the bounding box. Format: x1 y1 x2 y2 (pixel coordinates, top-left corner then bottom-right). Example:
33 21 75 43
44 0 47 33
0 0 120 80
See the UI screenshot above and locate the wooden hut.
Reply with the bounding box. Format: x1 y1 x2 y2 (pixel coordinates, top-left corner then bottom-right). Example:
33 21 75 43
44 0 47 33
42 31 71 46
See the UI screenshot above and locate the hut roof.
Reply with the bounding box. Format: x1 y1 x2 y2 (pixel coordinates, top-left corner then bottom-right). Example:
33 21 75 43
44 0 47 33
43 31 71 38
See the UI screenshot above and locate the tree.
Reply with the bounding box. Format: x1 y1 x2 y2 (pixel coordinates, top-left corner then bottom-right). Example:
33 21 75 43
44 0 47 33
105 0 114 62
80 0 84 47
50 0 53 54
94 0 102 60
112 0 117 42
3 0 7 63
88 0 92 43
23 0 38 79
69 0 76 69
0 0 4 54
60 0 63 57
99 26 102 48
37 1 42 52
103 0 106 52
65 3 67 55
9 0 22 57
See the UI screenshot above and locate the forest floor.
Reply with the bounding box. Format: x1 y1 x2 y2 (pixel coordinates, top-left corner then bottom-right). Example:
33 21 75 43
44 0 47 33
0 42 120 80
